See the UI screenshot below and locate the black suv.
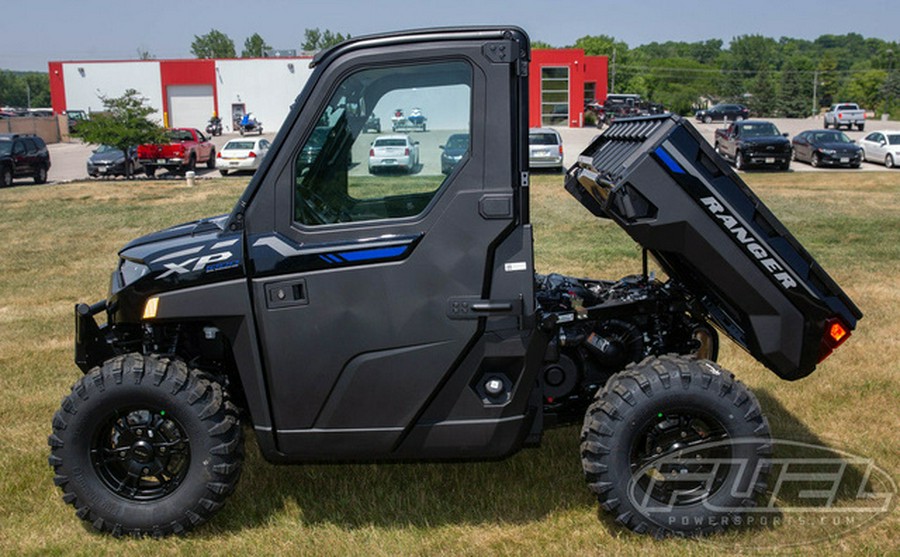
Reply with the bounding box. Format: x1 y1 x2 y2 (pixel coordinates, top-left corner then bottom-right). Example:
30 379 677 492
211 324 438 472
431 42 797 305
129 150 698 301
0 134 51 187
695 103 749 123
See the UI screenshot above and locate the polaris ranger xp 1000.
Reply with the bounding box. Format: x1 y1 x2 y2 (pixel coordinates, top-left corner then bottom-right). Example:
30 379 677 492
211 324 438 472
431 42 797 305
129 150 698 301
50 27 861 538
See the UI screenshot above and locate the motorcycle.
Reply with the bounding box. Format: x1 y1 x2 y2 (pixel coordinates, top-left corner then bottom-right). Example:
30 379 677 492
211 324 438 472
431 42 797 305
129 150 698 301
205 116 222 137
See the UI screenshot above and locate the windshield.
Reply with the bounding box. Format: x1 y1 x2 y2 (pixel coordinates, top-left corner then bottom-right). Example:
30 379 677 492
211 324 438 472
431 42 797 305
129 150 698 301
888 134 900 146
813 131 852 144
374 138 407 147
0 141 11 156
167 130 194 142
530 133 560 146
445 134 469 149
224 141 255 150
95 144 119 154
741 123 780 138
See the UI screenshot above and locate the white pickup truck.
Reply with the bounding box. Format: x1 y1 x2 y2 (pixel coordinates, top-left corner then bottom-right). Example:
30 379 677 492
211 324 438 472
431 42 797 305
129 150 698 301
824 103 866 131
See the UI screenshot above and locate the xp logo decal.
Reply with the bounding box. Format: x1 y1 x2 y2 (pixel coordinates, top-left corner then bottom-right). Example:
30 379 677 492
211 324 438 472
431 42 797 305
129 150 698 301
153 239 241 279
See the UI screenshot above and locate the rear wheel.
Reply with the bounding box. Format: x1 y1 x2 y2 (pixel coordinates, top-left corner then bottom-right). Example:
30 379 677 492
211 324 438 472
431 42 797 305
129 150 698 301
48 354 244 537
857 123 865 131
186 155 196 173
581 355 771 537
145 167 155 178
219 169 229 176
34 164 48 184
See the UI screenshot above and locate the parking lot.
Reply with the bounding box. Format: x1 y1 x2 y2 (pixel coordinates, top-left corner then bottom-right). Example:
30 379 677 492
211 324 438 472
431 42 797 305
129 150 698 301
35 116 900 185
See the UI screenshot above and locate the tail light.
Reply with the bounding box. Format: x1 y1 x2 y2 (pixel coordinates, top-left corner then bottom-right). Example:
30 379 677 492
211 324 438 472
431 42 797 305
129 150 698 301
863 113 867 119
216 151 222 158
369 148 375 157
405 148 410 156
839 113 843 119
818 317 851 362
248 151 256 158
559 145 564 156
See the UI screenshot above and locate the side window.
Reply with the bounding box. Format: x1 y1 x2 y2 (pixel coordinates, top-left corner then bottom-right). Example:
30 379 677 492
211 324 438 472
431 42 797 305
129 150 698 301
293 60 472 226
195 130 207 142
13 141 25 156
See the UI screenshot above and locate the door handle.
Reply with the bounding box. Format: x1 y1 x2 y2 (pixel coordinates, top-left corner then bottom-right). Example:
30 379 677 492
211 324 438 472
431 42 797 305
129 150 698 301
264 279 308 309
447 297 521 319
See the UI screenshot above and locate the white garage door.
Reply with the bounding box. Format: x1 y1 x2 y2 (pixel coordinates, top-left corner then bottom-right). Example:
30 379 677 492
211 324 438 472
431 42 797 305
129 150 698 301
167 85 214 129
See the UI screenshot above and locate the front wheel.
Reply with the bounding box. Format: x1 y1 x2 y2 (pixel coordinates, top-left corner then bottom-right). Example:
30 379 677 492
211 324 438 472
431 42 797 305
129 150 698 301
887 155 896 169
1 165 12 187
703 115 712 124
49 354 244 537
206 149 216 169
145 167 155 178
734 150 745 170
857 123 865 131
811 153 821 168
581 355 771 537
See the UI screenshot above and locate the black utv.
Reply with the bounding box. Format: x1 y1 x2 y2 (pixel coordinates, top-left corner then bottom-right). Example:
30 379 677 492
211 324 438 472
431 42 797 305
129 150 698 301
50 27 861 539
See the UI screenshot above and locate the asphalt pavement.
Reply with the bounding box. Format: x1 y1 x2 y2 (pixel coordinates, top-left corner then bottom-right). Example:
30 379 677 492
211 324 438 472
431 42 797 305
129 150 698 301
39 116 900 186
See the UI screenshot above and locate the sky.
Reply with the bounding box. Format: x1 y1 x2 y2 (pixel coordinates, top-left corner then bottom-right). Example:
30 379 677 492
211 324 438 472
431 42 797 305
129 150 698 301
2 0 897 72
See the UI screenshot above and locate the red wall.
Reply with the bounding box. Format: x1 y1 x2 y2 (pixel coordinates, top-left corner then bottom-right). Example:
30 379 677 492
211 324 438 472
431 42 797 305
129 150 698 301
529 49 608 128
159 60 218 126
48 62 66 114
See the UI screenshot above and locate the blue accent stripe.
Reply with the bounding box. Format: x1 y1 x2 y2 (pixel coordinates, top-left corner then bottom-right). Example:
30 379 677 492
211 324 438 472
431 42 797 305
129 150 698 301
318 255 332 263
338 246 407 262
655 146 685 174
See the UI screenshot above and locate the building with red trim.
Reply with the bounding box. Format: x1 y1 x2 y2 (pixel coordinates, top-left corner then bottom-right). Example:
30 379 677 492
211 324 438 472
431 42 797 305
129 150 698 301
49 50 607 131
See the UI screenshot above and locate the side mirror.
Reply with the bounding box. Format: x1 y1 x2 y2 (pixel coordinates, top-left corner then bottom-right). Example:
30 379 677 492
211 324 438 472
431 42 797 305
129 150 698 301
439 145 445 150
783 133 789 137
880 140 887 146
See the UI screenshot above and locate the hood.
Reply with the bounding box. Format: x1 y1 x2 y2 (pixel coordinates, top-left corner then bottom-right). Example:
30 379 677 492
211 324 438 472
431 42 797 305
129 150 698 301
817 141 860 152
120 214 230 260
743 136 789 145
89 151 126 164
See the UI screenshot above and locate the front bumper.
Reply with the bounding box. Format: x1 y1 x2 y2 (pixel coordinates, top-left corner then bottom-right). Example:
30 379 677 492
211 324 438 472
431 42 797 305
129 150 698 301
818 152 862 166
87 161 126 176
744 152 790 167
75 300 113 373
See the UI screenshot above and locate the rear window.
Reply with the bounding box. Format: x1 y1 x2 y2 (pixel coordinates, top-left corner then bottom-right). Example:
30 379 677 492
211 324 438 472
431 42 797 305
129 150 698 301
167 130 194 142
374 138 407 147
224 141 255 150
529 133 560 146
836 104 859 111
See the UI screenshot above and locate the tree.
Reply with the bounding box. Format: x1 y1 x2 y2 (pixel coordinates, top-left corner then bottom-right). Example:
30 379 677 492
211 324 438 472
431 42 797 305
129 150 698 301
841 69 888 112
137 48 155 60
302 28 350 52
0 70 50 108
191 29 236 59
242 33 271 58
72 89 166 179
779 57 815 117
531 40 554 50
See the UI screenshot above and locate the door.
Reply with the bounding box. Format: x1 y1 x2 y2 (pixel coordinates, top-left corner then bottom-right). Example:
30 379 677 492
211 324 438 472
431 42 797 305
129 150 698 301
11 140 29 176
246 36 533 459
167 85 214 129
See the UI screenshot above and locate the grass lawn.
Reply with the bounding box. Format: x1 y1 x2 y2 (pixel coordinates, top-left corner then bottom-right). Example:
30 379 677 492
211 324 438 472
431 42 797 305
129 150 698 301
0 171 897 555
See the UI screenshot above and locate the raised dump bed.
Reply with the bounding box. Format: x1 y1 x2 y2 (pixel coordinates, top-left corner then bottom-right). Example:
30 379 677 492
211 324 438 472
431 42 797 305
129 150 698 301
565 114 862 380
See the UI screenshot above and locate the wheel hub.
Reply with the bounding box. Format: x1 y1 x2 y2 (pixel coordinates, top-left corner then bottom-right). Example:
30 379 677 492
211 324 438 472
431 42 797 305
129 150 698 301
130 439 155 463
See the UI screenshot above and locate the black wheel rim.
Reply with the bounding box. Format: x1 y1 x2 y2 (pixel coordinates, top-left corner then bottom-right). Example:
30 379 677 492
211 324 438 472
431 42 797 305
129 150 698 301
91 407 190 501
629 409 731 506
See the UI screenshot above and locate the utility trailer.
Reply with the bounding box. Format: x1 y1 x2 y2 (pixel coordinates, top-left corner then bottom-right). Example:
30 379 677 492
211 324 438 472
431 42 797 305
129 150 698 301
50 27 860 539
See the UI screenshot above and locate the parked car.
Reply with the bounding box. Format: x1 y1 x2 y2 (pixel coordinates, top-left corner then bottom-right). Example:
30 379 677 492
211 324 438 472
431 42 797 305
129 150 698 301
362 114 381 133
440 133 469 174
65 109 88 133
695 103 749 124
368 134 419 173
858 130 900 168
791 130 862 168
0 133 51 186
528 128 564 171
824 103 866 131
86 145 142 178
137 128 215 177
216 138 271 175
714 120 791 170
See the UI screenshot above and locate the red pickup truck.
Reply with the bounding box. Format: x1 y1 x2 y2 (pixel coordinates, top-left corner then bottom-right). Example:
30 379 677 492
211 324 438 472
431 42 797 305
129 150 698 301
137 128 215 177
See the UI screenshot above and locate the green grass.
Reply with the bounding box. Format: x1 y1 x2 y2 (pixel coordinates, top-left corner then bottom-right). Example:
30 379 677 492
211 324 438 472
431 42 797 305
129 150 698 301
0 172 898 555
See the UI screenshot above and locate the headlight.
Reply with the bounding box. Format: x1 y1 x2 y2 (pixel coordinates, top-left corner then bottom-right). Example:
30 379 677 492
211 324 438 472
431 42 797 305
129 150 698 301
120 259 150 286
819 148 836 155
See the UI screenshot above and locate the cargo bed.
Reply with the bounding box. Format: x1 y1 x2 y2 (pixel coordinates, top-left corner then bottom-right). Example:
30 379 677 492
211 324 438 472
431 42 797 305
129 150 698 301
565 114 862 380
